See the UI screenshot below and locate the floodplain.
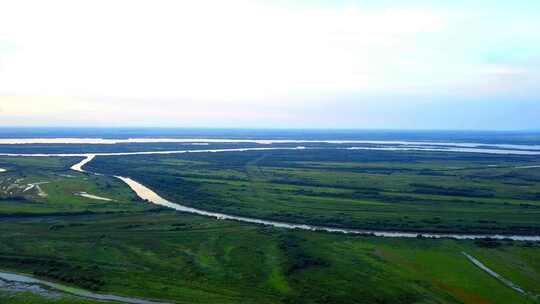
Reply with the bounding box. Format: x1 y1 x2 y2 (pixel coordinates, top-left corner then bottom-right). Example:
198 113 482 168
0 135 539 303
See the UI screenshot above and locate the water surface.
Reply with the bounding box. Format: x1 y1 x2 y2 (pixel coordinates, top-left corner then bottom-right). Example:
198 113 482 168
3 147 540 241
76 192 113 201
117 175 540 241
1 137 540 151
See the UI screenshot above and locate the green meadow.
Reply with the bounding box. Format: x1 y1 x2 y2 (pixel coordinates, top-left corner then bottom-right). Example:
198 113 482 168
0 150 539 303
88 149 540 235
1 212 539 304
0 156 147 214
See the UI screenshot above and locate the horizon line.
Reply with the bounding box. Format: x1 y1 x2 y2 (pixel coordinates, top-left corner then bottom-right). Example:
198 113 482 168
0 126 540 133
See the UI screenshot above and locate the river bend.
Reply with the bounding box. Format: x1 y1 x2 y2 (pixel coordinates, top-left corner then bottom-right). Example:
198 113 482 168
1 147 539 241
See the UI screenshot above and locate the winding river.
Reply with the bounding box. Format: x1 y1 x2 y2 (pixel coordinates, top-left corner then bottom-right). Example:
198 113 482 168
1 145 540 241
114 174 540 240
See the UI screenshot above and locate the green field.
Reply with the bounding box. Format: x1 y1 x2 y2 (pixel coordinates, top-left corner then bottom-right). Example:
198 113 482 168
0 156 148 214
0 152 539 304
87 149 540 234
1 212 539 304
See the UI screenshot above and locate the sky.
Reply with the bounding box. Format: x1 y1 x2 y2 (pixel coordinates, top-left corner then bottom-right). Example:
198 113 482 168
0 0 539 129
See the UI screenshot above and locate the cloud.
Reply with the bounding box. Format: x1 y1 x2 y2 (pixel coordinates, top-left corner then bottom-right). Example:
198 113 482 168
0 0 539 129
0 0 450 101
479 65 527 77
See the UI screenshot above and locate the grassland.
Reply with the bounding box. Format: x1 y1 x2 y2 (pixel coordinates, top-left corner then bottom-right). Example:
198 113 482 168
1 212 539 304
0 151 539 303
0 293 105 304
87 149 540 235
0 156 148 215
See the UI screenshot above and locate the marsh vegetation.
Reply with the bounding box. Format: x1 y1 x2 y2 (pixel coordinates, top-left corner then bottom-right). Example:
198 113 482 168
0 143 539 303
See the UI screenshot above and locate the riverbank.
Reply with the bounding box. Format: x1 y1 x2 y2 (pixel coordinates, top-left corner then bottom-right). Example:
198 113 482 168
2 147 540 241
0 270 170 304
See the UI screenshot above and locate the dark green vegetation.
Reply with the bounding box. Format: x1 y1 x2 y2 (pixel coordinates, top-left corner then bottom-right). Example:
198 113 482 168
0 293 104 304
0 142 263 154
1 212 539 304
1 151 539 303
87 149 540 235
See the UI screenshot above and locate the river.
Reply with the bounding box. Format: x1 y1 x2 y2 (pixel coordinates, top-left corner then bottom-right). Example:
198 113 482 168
114 173 540 241
1 146 539 241
1 138 540 154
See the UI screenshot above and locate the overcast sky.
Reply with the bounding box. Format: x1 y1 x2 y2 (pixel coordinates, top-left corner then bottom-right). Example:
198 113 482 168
1 0 539 129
